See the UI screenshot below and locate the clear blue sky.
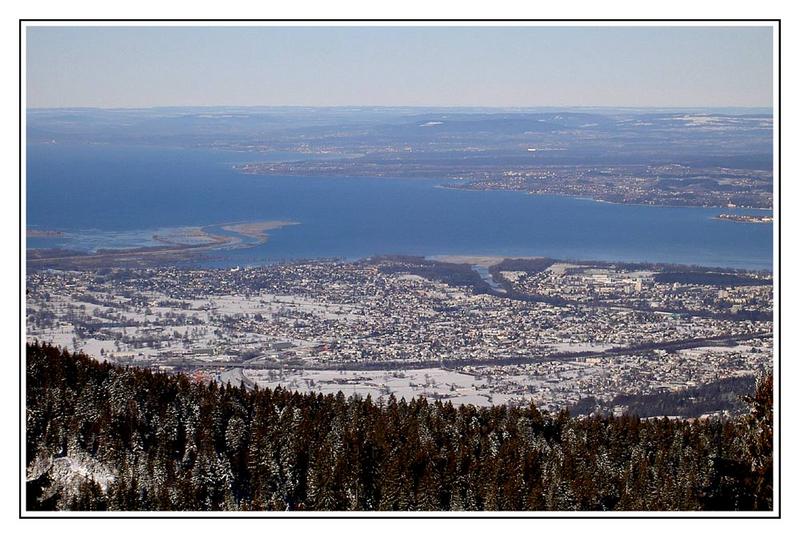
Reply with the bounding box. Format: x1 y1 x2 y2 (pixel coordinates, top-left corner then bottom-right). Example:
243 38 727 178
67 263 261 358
25 25 774 108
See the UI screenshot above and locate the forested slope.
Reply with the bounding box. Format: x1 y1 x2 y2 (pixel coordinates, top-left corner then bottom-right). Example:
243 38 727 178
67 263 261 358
25 343 773 511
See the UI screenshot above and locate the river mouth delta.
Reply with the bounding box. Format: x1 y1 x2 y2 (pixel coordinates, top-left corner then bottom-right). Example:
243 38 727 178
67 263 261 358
26 220 298 270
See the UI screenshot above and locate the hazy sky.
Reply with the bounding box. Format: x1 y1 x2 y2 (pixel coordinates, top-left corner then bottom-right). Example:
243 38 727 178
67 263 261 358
26 26 774 108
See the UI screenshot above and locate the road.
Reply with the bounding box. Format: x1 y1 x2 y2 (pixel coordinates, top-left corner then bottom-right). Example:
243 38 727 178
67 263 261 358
155 330 772 372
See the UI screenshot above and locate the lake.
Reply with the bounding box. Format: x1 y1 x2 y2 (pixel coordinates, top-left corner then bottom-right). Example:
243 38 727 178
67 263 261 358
26 143 774 270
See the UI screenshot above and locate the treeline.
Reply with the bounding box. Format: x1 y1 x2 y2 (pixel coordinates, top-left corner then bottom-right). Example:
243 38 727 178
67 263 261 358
26 343 772 512
611 376 756 418
571 376 757 418
376 256 499 295
489 258 555 275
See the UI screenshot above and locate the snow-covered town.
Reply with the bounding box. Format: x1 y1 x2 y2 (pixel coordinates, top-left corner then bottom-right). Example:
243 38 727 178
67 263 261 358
25 256 773 413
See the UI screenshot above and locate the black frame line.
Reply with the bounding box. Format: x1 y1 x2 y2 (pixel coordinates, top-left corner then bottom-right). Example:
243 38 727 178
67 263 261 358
18 18 781 520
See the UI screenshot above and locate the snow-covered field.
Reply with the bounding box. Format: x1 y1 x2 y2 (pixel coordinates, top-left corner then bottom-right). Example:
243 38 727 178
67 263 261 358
238 367 541 407
221 364 614 411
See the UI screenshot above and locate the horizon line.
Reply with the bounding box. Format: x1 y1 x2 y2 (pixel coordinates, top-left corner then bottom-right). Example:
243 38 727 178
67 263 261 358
26 104 775 111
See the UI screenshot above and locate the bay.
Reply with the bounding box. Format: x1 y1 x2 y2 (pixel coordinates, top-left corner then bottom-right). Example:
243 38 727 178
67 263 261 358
26 143 773 270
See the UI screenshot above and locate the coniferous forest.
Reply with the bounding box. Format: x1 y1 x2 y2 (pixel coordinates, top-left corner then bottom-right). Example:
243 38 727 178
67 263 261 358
25 342 773 512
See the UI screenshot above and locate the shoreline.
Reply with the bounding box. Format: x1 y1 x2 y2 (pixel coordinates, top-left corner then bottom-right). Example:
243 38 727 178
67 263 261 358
713 214 774 225
219 220 299 242
437 183 774 211
26 220 300 270
231 166 774 212
27 248 774 275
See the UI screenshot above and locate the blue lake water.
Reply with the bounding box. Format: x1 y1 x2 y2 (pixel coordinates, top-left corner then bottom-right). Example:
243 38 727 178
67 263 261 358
26 143 774 271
